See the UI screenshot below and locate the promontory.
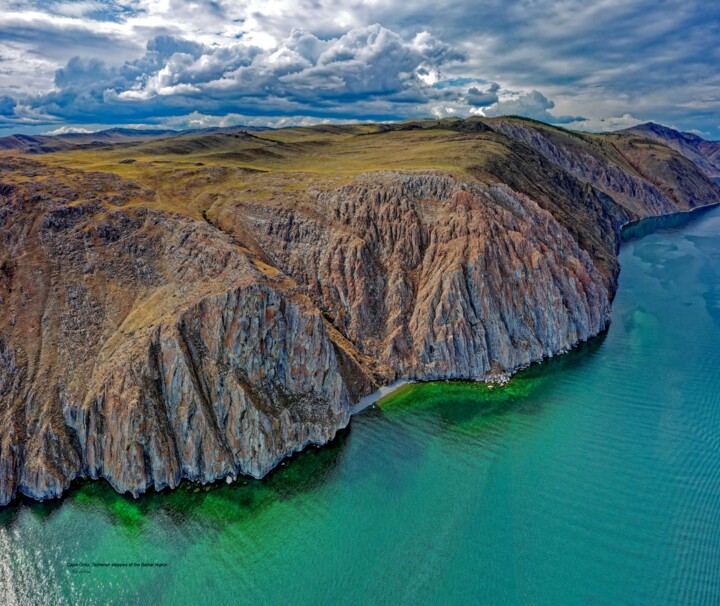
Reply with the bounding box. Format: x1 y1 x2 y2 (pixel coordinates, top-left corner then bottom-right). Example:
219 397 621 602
1 117 719 504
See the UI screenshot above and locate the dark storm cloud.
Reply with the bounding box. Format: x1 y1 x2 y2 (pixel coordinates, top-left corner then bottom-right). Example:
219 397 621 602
0 25 467 127
464 83 500 107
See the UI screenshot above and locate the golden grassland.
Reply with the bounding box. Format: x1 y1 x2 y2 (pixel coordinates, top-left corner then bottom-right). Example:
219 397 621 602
6 116 676 221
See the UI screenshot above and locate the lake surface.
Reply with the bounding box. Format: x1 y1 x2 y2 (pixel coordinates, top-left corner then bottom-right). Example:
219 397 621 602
3 205 720 605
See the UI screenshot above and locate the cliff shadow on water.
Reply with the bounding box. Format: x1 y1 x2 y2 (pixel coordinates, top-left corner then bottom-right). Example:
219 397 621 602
0 426 355 526
621 202 720 243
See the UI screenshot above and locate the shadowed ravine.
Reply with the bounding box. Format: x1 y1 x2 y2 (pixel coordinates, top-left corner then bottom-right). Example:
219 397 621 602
1 203 720 605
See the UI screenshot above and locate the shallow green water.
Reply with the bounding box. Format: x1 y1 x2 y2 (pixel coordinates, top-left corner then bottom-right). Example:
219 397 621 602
3 206 720 605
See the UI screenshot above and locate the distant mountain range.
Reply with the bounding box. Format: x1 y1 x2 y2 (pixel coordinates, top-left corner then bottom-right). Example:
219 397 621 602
0 125 270 154
622 122 720 178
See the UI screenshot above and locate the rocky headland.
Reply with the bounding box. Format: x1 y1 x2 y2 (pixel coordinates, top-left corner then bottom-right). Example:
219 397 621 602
1 117 719 505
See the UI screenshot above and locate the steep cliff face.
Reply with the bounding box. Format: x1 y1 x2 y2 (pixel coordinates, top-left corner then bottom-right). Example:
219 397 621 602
624 122 720 179
1 119 720 505
222 173 611 380
0 164 356 503
489 119 719 217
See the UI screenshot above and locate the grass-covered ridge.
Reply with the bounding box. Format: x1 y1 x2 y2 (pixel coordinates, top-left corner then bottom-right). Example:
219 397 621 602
8 116 692 225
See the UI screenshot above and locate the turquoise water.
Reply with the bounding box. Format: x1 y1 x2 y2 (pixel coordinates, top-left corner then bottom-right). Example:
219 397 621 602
3 206 720 605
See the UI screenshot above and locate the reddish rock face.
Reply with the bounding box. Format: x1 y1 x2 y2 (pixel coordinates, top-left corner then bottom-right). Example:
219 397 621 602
239 173 611 380
1 119 719 505
0 177 354 504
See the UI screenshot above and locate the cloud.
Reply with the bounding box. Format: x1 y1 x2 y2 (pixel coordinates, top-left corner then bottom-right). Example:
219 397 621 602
464 83 500 108
481 90 584 123
0 96 17 116
5 25 467 126
0 10 144 64
43 125 96 135
160 111 361 129
0 0 719 136
562 113 645 133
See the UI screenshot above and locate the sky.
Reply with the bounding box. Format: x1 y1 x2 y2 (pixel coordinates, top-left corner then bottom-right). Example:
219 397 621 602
0 0 718 138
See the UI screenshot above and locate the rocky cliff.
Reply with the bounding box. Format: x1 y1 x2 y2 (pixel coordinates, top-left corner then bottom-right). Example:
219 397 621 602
623 122 720 179
0 162 358 503
1 118 719 505
221 173 611 380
